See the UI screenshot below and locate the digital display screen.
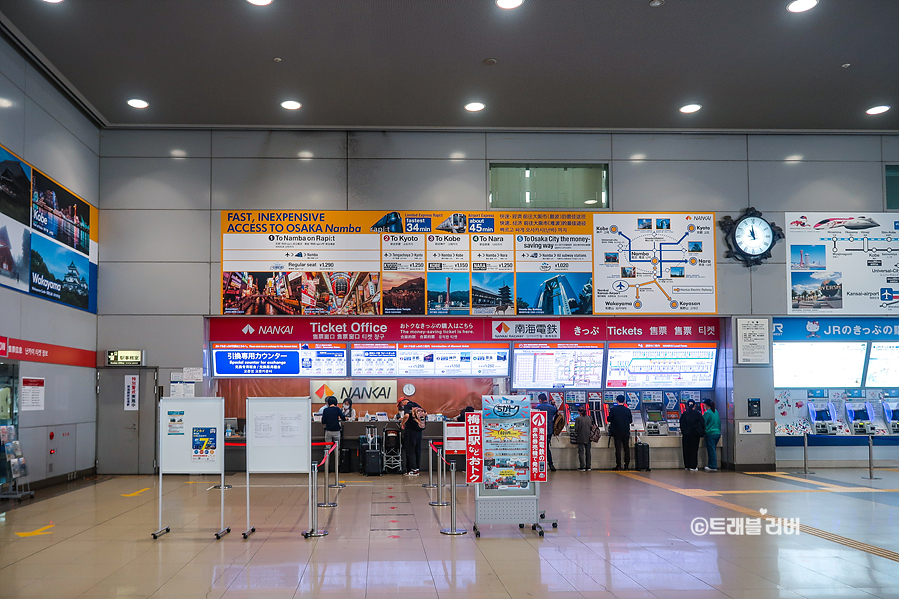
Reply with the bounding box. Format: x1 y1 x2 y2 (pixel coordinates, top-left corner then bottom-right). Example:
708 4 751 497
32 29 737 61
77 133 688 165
605 343 717 389
212 343 347 377
647 411 664 422
511 343 605 389
852 408 869 421
773 342 868 388
865 343 899 388
812 409 831 421
350 343 510 377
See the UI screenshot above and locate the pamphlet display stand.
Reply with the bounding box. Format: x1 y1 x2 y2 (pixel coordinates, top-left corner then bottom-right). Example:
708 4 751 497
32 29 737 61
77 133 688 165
466 396 557 538
154 397 227 539
1 425 33 501
243 397 311 538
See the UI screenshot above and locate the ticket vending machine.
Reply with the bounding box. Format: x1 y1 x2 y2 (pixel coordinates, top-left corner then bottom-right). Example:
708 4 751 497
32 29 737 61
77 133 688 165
641 391 668 436
601 391 616 433
882 401 899 434
678 391 707 416
625 391 645 433
563 393 590 444
663 391 681 434
807 401 838 435
845 402 876 435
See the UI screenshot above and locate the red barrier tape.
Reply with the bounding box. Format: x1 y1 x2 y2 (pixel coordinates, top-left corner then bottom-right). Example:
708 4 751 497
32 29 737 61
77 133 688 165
316 442 338 468
429 441 451 465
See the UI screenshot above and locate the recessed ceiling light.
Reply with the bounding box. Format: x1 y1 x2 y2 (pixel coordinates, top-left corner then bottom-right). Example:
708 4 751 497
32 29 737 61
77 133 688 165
679 104 702 113
281 100 302 110
866 105 890 115
787 0 818 13
246 0 273 5
170 149 187 158
584 199 599 205
0 98 13 108
42 0 64 3
465 102 486 112
496 0 523 8
649 0 664 6
127 99 149 109
841 63 851 69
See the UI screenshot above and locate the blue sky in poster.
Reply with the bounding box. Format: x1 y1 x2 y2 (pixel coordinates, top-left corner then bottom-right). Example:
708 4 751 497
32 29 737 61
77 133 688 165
31 232 89 281
0 144 31 177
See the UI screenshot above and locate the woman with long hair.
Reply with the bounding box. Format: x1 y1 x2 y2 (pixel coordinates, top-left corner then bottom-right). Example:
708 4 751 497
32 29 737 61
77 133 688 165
702 398 721 472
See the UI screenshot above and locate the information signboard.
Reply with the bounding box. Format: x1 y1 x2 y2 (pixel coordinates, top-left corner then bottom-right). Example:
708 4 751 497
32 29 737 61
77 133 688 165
212 343 346 377
511 342 605 389
349 342 510 377
605 342 718 389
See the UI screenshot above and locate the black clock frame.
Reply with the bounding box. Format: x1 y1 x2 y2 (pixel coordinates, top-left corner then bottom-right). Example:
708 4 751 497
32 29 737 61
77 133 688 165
718 207 784 267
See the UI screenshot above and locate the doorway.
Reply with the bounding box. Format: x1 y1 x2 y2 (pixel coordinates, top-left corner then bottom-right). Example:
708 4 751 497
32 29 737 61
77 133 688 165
96 368 158 474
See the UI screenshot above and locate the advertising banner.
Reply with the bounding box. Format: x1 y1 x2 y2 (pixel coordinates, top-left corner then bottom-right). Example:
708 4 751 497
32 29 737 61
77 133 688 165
481 395 531 490
1 335 96 368
465 411 483 484
529 411 547 482
309 379 397 403
773 317 899 341
786 212 899 315
221 210 718 317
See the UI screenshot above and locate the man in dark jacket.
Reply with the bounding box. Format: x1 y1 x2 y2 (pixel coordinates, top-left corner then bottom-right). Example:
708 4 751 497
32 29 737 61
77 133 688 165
321 395 346 450
679 400 705 471
607 395 633 471
535 393 558 471
573 407 592 471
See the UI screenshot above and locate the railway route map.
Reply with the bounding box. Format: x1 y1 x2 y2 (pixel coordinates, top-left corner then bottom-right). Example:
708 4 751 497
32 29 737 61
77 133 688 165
786 212 899 315
593 213 717 314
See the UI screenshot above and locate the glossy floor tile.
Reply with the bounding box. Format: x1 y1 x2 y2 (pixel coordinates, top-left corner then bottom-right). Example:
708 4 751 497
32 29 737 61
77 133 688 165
1 468 898 598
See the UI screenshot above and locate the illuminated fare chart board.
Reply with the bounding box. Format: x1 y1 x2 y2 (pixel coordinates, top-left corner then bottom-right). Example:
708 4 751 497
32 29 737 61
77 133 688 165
351 343 510 377
606 342 717 389
512 343 605 389
212 343 347 377
772 342 868 388
866 342 899 387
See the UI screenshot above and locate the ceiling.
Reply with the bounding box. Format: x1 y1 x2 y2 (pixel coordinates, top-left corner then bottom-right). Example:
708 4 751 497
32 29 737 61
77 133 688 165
0 0 897 131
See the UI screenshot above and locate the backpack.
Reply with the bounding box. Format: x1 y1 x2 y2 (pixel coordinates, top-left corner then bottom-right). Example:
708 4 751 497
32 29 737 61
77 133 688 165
589 422 602 443
552 411 566 437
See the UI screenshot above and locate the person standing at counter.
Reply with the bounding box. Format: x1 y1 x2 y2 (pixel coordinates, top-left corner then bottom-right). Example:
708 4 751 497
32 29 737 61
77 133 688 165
400 397 425 476
574 407 592 471
535 393 558 472
702 399 720 472
607 395 633 471
456 405 475 422
679 400 704 471
321 396 346 450
342 398 356 421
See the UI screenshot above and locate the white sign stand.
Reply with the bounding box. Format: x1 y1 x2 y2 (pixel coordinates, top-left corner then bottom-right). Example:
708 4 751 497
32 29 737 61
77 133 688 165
154 397 229 540
243 397 311 538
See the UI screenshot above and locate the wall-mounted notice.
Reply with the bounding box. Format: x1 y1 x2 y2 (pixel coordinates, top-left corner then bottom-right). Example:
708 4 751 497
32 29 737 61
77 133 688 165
246 397 311 473
737 318 770 365
166 410 185 435
511 343 605 389
20 377 44 411
593 213 717 314
182 367 203 382
786 212 899 315
124 375 139 411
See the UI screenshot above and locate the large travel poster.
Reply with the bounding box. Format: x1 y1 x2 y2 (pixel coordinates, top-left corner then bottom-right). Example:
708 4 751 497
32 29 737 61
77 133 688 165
0 142 98 312
786 213 899 315
220 210 718 316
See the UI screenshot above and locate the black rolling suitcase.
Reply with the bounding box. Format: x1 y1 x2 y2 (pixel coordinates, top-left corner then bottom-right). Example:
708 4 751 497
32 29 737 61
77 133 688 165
634 438 651 471
363 449 382 476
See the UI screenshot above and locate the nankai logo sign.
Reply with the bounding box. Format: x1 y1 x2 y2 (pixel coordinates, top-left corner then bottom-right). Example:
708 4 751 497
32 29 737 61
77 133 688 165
311 379 396 403
492 321 560 339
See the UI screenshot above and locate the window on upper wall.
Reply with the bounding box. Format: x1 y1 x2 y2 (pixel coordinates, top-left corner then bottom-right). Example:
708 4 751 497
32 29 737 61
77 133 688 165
489 164 609 210
887 165 899 210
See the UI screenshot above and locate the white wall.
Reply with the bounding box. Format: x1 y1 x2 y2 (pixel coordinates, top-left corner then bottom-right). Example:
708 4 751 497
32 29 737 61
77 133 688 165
0 33 100 482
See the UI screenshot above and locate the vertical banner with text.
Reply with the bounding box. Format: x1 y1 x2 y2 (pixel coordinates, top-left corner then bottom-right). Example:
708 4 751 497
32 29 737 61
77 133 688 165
465 412 483 484
530 410 547 482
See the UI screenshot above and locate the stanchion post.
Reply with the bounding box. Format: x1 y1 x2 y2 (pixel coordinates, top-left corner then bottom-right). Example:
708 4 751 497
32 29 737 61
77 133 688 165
151 469 169 539
863 435 881 480
423 443 436 488
430 448 449 507
440 461 467 535
303 460 328 538
329 442 346 489
318 445 337 508
214 470 231 539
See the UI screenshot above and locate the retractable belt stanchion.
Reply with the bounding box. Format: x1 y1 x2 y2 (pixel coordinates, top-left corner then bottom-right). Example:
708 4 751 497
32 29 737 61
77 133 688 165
863 435 881 480
423 444 437 488
303 459 327 538
329 440 346 489
152 468 168 539
215 468 231 539
242 465 254 539
429 442 449 507
440 460 467 536
318 443 338 508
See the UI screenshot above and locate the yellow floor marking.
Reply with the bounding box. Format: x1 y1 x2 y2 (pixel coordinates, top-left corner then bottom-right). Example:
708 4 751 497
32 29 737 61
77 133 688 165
759 472 845 488
120 487 151 497
15 524 55 538
618 472 899 563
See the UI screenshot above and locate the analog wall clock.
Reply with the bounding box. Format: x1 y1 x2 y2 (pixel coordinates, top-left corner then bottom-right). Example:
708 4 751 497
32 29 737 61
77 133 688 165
403 383 416 396
719 207 784 266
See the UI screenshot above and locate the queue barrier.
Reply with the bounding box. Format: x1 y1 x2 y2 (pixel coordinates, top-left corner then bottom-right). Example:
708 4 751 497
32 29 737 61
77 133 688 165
428 442 449 507
303 442 339 539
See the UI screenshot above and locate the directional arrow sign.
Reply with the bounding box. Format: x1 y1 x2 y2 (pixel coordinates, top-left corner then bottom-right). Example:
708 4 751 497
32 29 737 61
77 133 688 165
121 488 150 497
16 524 55 538
242 324 255 335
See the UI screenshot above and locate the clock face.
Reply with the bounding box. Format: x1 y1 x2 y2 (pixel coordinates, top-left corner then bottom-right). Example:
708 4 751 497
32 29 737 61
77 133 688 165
734 216 774 256
403 383 416 396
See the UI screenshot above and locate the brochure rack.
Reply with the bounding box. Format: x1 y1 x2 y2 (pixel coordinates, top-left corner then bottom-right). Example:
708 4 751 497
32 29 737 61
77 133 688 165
1 426 33 501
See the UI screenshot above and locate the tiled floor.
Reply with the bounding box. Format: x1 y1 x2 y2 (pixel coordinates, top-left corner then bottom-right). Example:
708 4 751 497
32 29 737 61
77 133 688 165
2 467 899 598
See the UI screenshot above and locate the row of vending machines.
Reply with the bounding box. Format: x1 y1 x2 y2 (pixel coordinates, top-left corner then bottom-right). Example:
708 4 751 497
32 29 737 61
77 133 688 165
527 389 714 438
806 398 899 435
774 388 899 436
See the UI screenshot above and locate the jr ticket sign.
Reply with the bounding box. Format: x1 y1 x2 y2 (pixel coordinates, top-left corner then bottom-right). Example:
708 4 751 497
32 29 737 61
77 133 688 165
221 210 717 316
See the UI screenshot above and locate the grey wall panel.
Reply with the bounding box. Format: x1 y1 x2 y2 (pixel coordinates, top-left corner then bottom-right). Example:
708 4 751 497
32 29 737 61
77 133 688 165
348 159 486 211
0 287 22 338
98 262 210 315
884 136 899 162
486 133 611 161
211 158 347 210
98 315 205 368
716 264 752 316
0 37 26 90
212 130 346 159
751 264 788 315
349 131 485 159
0 71 25 157
75 421 96 470
748 161 884 212
17 363 97 426
748 135 882 162
611 160 749 212
20 295 97 350
210 261 221 315
100 157 211 210
24 65 99 155
17 426 46 482
100 209 211 263
24 99 99 204
211 211 221 262
613 134 747 161
101 130 211 158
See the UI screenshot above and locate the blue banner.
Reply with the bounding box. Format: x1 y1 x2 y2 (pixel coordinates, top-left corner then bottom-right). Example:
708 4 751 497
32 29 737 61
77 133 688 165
214 349 300 376
774 317 899 341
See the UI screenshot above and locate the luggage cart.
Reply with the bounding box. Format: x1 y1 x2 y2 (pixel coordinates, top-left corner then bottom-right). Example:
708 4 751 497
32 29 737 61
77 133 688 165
383 423 403 473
